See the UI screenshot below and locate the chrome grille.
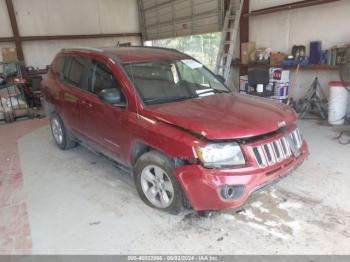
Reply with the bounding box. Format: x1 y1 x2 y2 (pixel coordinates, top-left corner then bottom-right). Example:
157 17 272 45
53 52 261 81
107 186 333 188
263 143 276 165
250 128 302 168
280 137 291 158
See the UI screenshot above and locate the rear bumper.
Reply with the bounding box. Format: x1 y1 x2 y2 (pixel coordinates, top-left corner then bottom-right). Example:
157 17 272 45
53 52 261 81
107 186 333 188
175 141 309 211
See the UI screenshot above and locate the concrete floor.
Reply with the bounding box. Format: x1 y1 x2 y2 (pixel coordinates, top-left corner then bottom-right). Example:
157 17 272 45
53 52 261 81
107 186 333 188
1 118 350 254
0 118 47 254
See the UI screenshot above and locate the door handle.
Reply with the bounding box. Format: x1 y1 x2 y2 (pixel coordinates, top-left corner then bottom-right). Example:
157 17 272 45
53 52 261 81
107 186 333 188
81 100 92 108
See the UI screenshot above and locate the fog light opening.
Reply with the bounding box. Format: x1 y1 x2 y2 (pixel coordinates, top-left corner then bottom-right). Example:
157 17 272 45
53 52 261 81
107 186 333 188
223 186 235 199
226 187 234 198
220 185 244 200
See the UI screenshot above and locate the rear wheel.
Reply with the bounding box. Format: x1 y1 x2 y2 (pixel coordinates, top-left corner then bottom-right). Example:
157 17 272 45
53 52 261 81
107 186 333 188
134 151 184 214
50 113 77 150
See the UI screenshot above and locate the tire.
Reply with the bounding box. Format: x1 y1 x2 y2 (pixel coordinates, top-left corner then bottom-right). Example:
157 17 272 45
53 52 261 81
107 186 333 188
50 112 77 150
134 150 184 214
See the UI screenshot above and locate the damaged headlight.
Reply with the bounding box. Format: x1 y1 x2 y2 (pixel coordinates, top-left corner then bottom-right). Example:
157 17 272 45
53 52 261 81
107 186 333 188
194 142 245 168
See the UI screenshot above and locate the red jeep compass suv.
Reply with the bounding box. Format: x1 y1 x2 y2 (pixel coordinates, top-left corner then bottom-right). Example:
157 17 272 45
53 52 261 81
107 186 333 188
42 46 308 214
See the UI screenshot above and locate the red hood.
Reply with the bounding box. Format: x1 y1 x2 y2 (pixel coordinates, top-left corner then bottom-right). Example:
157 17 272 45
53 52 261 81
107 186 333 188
142 93 297 140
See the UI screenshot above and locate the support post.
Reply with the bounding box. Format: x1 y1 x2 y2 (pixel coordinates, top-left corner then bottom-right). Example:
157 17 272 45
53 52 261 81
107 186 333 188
5 0 25 63
239 0 249 76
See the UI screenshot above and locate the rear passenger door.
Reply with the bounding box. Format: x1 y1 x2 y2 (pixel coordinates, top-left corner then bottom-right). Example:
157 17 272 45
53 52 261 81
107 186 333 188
58 55 89 133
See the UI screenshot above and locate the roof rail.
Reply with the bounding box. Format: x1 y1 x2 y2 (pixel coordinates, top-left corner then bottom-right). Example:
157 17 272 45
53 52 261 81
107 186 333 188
60 47 103 53
126 45 182 53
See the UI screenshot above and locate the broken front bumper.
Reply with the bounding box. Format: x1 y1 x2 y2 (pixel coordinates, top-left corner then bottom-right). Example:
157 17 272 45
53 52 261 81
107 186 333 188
175 141 309 211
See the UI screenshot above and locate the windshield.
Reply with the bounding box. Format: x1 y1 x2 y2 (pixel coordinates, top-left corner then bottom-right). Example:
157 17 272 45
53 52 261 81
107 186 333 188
123 59 230 105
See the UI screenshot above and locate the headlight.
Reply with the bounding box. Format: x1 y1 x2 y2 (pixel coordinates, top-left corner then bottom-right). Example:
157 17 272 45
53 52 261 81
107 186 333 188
194 142 245 168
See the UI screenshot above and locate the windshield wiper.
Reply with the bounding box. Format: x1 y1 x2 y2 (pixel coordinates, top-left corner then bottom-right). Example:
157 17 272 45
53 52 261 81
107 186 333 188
197 89 229 96
144 96 194 105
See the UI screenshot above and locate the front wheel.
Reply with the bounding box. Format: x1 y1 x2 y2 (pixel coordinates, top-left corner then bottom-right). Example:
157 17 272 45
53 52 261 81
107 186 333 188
134 151 184 214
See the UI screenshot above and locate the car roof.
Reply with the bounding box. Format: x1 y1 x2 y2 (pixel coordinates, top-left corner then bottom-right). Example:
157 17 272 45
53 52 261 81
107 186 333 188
61 46 189 64
103 46 190 63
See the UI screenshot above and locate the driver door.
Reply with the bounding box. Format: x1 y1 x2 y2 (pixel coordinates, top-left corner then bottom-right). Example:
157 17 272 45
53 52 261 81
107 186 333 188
80 59 127 161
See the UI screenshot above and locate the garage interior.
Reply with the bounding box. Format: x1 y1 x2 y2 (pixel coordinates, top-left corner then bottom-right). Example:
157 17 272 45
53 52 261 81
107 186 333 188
1 0 350 256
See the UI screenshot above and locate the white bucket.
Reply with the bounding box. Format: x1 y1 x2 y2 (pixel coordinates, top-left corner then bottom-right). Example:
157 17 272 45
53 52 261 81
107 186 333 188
328 81 350 125
347 93 350 118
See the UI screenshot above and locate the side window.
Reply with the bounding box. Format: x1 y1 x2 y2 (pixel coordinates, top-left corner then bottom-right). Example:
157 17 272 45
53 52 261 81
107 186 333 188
63 57 85 88
88 60 123 97
55 57 65 79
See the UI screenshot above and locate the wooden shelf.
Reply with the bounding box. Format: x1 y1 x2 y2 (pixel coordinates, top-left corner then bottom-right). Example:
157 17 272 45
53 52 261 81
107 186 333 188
242 0 340 17
27 69 48 77
233 63 339 71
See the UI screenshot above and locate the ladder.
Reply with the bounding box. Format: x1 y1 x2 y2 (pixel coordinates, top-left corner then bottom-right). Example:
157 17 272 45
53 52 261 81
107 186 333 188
215 0 244 86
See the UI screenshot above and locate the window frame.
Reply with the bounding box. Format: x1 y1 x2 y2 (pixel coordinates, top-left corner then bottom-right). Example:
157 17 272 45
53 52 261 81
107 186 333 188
86 58 127 106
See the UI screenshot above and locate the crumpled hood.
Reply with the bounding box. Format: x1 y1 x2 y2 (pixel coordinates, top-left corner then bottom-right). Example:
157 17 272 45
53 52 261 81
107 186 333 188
142 93 297 140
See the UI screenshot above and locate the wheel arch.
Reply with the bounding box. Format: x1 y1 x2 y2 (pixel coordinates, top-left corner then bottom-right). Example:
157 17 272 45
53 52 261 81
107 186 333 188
132 143 190 212
131 141 185 168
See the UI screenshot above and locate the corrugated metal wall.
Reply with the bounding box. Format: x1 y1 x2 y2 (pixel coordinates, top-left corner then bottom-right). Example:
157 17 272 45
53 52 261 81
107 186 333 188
139 0 223 40
0 0 141 67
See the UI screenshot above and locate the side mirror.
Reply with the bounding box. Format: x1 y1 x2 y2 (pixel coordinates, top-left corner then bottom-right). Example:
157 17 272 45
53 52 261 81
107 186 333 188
216 74 225 84
98 88 126 107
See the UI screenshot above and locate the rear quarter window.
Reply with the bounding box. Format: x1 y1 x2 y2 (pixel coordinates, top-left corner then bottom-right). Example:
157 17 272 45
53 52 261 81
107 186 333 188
63 57 85 88
54 57 65 79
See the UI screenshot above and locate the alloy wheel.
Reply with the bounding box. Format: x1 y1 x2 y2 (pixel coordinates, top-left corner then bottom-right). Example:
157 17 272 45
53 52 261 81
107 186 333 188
140 165 174 208
51 118 63 144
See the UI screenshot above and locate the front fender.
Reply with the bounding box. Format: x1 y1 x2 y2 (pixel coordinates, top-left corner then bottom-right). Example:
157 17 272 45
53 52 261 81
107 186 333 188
127 114 202 164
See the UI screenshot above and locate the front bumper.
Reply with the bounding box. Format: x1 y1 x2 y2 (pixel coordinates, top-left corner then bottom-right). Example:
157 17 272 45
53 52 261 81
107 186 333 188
175 141 309 211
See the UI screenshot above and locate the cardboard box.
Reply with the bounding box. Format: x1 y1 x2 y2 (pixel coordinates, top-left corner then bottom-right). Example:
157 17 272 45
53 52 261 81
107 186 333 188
270 52 286 66
13 107 29 117
2 47 17 62
272 81 289 100
269 67 290 100
241 42 256 65
269 68 290 83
